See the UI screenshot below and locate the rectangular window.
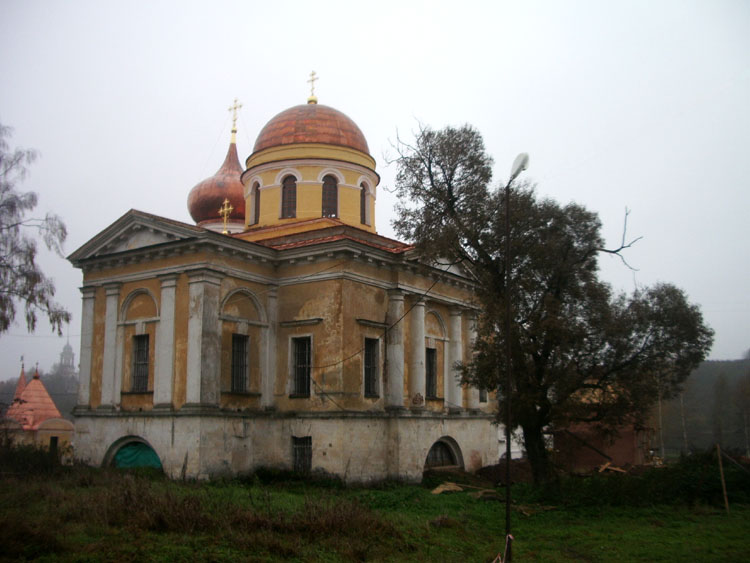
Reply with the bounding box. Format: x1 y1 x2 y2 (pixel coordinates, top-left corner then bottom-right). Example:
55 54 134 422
292 436 312 474
426 347 437 399
292 336 311 396
479 388 488 403
364 337 379 397
132 334 149 392
231 334 248 392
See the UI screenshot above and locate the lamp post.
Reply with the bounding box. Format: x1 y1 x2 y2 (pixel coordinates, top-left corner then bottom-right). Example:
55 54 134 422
503 153 528 563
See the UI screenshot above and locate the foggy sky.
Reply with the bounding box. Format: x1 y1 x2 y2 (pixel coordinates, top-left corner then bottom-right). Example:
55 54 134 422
1 0 748 378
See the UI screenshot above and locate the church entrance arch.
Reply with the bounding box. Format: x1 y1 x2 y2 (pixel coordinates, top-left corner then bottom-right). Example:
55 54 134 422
103 436 163 470
424 436 464 470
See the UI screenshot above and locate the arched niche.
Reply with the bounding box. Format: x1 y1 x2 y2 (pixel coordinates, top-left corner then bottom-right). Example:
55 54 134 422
102 435 163 470
424 436 465 470
122 289 158 320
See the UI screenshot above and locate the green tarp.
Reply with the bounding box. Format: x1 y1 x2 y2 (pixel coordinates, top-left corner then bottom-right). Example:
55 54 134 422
113 442 162 469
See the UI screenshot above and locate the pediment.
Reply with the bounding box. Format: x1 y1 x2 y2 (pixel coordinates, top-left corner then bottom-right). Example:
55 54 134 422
68 209 203 264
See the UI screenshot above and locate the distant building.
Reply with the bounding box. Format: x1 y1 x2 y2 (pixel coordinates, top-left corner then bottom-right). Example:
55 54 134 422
68 94 503 481
2 364 74 453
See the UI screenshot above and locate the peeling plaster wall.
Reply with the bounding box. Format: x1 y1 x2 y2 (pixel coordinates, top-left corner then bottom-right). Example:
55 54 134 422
73 412 497 482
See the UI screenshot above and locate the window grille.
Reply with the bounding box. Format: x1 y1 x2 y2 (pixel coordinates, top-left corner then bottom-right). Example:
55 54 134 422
322 175 338 217
292 436 312 474
364 337 379 397
426 347 437 399
132 334 149 392
426 441 456 467
281 175 296 218
292 337 311 396
360 183 367 224
231 334 248 392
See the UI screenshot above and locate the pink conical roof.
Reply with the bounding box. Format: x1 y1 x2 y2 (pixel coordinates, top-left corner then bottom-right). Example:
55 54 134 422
5 368 63 430
12 365 27 401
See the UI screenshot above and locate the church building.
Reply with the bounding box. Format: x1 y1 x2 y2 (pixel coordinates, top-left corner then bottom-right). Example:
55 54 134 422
68 91 500 481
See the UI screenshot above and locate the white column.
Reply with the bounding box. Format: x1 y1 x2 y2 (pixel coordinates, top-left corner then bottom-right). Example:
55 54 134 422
409 298 426 408
99 283 120 408
186 270 222 407
154 275 178 407
448 308 464 411
385 290 404 409
466 312 480 410
261 286 278 409
77 287 96 407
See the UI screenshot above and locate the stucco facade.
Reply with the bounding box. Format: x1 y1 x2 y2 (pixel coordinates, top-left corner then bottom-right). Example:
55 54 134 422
69 97 500 482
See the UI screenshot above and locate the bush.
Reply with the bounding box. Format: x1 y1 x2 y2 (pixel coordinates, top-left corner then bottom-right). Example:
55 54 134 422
513 451 750 507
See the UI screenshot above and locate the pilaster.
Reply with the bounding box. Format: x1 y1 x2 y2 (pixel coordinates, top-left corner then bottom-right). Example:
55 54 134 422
408 298 426 409
385 290 405 409
154 275 178 407
77 286 96 407
185 270 222 407
99 283 121 409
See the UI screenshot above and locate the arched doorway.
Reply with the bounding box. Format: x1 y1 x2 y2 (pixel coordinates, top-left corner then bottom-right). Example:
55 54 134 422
424 437 464 470
104 437 163 470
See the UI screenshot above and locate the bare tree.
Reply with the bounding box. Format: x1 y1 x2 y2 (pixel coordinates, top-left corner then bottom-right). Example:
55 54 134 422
0 123 70 335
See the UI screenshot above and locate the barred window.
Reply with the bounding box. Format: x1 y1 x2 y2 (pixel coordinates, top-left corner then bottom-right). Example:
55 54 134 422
292 336 311 396
322 175 338 217
426 347 437 399
231 334 248 392
132 334 149 392
281 175 296 218
364 337 379 397
252 182 260 225
292 436 312 474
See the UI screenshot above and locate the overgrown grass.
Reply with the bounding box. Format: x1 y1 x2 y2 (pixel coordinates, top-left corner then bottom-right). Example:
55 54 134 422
1 444 749 561
514 451 750 507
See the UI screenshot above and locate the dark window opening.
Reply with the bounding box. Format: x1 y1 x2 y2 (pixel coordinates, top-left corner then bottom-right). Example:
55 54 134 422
426 441 457 468
231 334 248 392
293 436 312 474
49 436 58 457
281 175 297 218
360 183 367 224
426 347 437 399
253 182 260 225
132 334 149 392
364 337 379 397
322 175 338 217
292 336 311 396
479 388 488 403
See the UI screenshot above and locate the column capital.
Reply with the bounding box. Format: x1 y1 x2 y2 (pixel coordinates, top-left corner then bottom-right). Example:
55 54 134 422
158 273 180 288
187 268 223 286
387 288 404 301
80 286 97 299
104 283 121 297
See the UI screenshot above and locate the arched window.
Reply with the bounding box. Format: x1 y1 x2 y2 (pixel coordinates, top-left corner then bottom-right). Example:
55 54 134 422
252 182 260 225
360 183 368 224
322 175 338 218
281 176 296 218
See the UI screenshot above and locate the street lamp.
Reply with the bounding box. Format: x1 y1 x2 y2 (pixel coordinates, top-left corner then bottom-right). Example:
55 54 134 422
502 153 528 563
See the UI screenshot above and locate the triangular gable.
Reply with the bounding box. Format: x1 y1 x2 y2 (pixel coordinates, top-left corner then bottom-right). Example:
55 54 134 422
68 209 204 264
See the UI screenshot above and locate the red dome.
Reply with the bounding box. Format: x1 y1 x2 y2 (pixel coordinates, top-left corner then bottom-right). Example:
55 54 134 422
188 141 245 225
253 103 369 155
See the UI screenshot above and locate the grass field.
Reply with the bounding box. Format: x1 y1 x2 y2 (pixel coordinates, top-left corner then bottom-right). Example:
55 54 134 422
1 448 749 561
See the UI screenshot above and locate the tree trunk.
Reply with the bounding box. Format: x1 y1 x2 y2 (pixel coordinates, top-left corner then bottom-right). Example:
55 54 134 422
522 421 552 485
680 393 689 454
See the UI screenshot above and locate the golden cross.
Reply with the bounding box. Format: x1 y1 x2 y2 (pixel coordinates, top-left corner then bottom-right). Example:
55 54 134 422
228 98 242 130
218 198 234 234
307 71 318 97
